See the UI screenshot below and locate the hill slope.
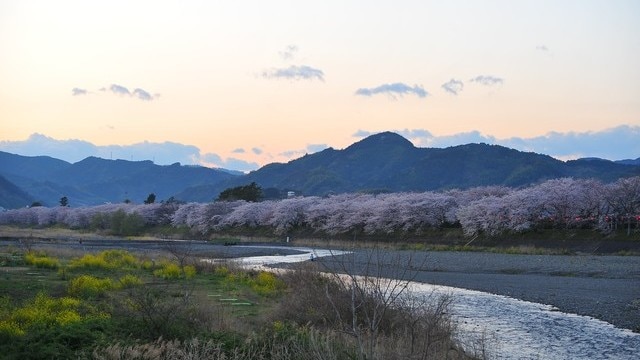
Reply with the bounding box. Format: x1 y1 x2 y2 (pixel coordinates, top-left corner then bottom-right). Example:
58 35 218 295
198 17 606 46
0 152 237 207
178 132 640 200
0 175 34 209
2 133 639 206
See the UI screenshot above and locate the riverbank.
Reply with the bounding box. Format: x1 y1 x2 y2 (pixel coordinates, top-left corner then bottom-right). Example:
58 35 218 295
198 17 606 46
1 232 638 332
282 249 640 333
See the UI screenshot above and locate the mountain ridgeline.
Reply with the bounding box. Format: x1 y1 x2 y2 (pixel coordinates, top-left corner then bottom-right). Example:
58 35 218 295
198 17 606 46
1 132 639 208
0 152 236 208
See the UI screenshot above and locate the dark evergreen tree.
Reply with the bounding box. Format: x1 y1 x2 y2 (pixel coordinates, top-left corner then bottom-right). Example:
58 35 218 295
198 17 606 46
144 193 156 204
217 182 263 202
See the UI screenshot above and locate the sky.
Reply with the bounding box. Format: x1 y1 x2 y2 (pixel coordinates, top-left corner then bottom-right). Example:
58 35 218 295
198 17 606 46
1 0 639 171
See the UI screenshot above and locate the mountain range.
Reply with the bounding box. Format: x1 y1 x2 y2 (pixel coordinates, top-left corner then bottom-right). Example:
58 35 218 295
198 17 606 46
1 132 639 208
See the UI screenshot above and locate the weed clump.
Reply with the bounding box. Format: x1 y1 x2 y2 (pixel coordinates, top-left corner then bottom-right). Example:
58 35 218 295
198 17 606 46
117 274 143 288
0 292 107 337
24 251 59 269
153 261 196 280
69 250 139 270
68 275 115 298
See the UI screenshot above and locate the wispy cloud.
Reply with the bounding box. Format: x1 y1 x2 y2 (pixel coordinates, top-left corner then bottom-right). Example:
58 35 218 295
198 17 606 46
536 45 549 52
201 153 259 172
74 84 158 101
133 88 153 101
5 126 638 174
110 84 131 96
469 75 504 86
441 79 464 95
279 143 329 159
71 88 88 96
279 150 302 158
261 65 325 81
395 129 433 139
279 45 299 60
0 134 201 165
307 144 328 153
352 130 373 138
252 147 263 155
232 148 245 154
355 83 428 99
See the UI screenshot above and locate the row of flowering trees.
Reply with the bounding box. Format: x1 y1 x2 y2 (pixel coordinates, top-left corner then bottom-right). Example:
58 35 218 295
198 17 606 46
1 177 639 237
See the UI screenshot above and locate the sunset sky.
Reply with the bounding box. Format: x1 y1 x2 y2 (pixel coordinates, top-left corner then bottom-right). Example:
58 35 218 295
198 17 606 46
1 0 639 171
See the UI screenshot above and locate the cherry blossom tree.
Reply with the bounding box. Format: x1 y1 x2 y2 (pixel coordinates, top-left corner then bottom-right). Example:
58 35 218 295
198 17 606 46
604 176 640 235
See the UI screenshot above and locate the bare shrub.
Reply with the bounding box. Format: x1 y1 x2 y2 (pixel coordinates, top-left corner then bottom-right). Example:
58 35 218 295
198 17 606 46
92 338 227 360
274 250 467 360
113 283 202 340
92 330 348 360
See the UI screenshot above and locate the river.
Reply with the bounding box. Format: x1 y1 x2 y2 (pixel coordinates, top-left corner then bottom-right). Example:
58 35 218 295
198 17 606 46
233 245 640 360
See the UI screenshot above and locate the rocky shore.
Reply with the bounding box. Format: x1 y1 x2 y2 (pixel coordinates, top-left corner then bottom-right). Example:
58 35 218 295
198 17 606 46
314 250 640 332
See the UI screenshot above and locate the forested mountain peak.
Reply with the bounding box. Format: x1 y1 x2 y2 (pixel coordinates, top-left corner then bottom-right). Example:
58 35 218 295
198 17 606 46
345 132 415 153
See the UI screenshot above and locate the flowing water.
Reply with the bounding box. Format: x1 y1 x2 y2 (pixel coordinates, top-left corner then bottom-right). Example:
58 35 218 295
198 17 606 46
228 246 640 360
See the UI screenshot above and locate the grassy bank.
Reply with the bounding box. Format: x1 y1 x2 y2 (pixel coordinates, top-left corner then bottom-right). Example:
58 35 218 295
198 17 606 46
2 225 638 256
0 242 471 359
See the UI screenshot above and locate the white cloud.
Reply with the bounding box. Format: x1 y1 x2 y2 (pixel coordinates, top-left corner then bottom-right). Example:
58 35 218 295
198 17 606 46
469 75 504 86
441 79 464 95
352 130 374 138
110 84 131 96
279 45 299 60
279 149 305 159
71 88 88 96
355 83 428 99
278 143 329 160
201 153 259 172
306 144 328 153
261 65 325 81
73 84 157 101
133 88 153 101
3 127 638 174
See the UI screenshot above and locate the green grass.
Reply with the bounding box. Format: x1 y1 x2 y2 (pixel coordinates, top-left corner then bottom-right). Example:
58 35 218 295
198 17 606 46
0 247 283 358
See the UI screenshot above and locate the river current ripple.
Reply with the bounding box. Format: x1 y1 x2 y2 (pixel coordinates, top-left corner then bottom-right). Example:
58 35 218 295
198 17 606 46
229 246 640 360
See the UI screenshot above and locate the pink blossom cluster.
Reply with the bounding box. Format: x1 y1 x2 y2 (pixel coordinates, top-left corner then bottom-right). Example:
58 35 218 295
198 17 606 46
1 177 638 237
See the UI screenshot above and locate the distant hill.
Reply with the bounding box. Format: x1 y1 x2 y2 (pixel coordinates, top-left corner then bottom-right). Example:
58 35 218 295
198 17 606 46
178 132 640 201
2 133 639 207
615 157 640 166
0 152 237 207
0 174 34 209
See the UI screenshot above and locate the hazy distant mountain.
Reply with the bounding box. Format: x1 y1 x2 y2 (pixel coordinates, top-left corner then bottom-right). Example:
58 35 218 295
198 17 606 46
0 152 237 207
2 133 639 207
615 157 640 166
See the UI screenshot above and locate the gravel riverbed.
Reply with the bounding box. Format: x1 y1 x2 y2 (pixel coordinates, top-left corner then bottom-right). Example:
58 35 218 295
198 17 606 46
295 249 640 332
2 237 639 332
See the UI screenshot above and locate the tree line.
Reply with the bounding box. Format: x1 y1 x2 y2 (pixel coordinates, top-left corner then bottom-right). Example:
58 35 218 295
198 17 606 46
1 176 639 237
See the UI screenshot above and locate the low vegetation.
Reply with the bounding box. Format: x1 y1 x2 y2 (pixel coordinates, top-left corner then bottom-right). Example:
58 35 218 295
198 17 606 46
0 245 470 359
